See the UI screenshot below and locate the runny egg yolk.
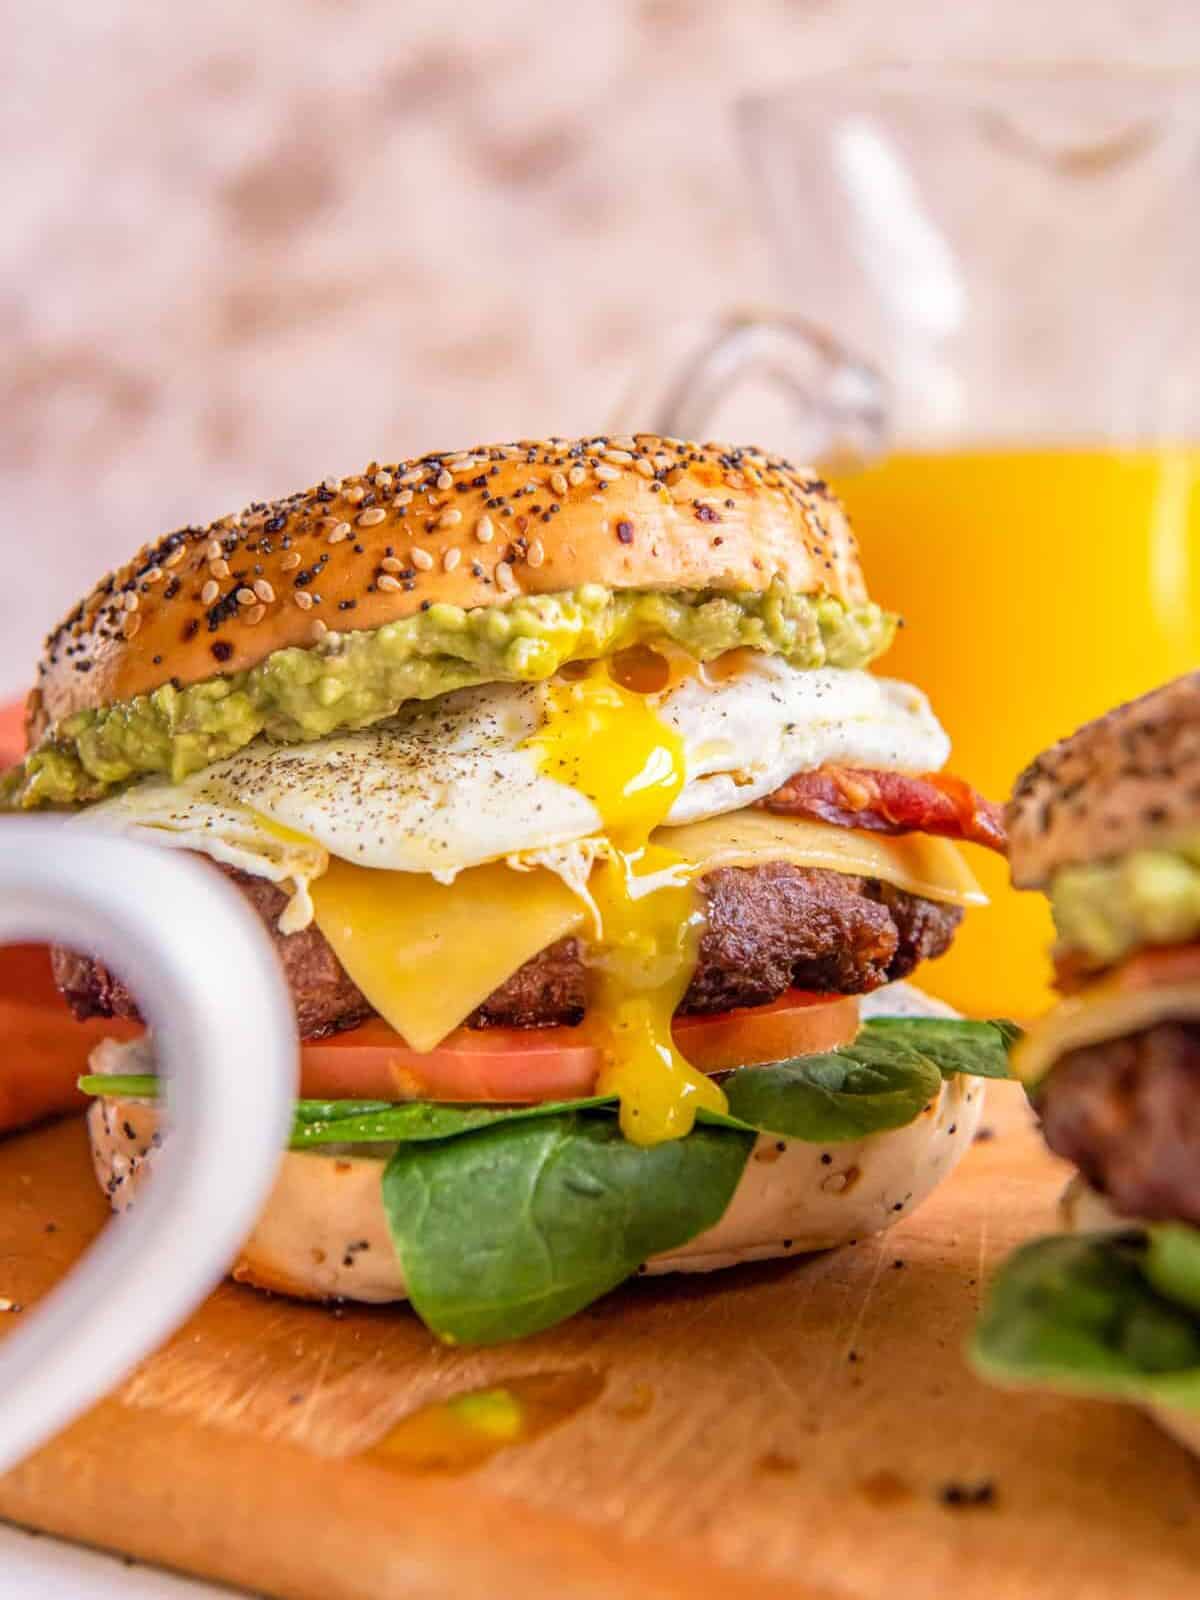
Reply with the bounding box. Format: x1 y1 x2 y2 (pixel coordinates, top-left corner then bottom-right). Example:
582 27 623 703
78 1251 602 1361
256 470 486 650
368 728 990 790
526 658 728 1146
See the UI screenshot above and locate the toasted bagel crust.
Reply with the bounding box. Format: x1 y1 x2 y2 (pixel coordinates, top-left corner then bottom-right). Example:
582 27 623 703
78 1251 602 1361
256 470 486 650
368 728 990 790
1007 672 1200 889
31 435 866 738
86 1073 980 1307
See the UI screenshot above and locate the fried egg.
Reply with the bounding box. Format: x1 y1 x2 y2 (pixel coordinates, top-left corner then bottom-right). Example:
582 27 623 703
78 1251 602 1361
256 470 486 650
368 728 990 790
82 657 946 918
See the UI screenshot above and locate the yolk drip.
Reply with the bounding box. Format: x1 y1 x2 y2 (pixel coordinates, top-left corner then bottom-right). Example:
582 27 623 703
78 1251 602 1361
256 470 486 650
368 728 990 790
526 660 728 1145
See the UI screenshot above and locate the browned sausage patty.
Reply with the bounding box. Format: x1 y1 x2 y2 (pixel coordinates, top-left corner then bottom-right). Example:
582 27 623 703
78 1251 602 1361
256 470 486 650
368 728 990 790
1037 1021 1200 1227
52 859 962 1039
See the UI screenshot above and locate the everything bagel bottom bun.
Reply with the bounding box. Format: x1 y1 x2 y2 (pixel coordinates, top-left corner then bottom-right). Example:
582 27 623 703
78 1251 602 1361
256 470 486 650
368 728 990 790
87 1072 981 1306
1060 1177 1200 1460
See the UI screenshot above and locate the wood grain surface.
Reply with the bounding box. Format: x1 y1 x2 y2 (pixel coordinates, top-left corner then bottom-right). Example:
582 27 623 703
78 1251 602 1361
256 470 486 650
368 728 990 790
0 1085 1197 1599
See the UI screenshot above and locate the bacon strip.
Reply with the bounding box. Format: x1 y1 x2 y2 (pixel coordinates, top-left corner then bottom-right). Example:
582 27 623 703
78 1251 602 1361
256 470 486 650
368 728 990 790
760 767 1007 853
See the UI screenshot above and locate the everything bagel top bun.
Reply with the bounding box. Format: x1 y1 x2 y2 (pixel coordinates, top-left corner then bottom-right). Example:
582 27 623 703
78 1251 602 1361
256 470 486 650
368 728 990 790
32 435 869 732
1008 672 1200 889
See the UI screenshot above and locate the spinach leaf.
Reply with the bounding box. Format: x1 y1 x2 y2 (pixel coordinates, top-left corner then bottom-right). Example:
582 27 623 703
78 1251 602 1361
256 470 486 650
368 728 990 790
972 1232 1200 1411
77 1074 616 1148
77 1074 159 1099
1144 1223 1200 1317
720 1046 942 1144
289 1095 614 1148
854 1017 1019 1079
381 1112 753 1345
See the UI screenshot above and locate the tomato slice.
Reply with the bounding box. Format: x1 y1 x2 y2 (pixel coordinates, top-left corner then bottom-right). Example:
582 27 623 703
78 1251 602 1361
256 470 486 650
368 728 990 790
300 1019 599 1104
1102 943 1200 995
299 990 860 1105
1056 941 1200 997
674 989 859 1072
0 696 25 770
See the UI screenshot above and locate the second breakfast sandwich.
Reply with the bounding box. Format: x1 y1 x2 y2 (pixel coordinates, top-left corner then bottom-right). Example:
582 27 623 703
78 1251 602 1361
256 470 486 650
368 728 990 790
975 673 1200 1454
9 435 1011 1342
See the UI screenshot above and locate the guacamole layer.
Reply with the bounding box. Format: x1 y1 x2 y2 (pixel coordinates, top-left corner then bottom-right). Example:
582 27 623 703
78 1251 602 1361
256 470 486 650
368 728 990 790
7 581 896 809
1051 843 1200 967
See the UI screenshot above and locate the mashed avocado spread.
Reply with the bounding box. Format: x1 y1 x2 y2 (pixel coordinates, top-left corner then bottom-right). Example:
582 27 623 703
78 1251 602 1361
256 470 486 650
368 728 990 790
5 581 895 809
1051 843 1200 966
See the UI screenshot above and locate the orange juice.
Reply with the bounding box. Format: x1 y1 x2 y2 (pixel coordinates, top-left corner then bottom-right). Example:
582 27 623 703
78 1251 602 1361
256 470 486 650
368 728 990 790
834 446 1200 1017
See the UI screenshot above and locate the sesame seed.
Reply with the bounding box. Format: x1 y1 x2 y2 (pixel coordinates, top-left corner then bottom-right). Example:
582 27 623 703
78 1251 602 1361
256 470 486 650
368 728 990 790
437 507 463 529
436 470 453 491
550 470 568 497
236 587 256 607
443 547 461 572
634 457 655 478
344 484 366 506
143 566 164 584
163 546 186 568
245 603 266 625
357 507 387 528
122 591 139 612
527 538 545 567
398 468 425 487
209 558 231 580
280 551 302 571
206 539 223 561
327 522 351 545
595 464 620 483
380 556 403 574
322 477 341 494
377 573 402 593
410 547 434 571
496 561 518 593
604 448 634 464
200 579 220 605
568 466 587 487
725 470 746 489
253 579 275 603
311 618 329 640
393 489 413 507
122 613 141 640
374 471 393 490
294 591 313 610
475 514 495 543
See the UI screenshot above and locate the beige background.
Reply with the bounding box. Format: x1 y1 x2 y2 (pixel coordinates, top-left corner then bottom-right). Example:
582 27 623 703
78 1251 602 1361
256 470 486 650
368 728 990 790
4 0 1199 699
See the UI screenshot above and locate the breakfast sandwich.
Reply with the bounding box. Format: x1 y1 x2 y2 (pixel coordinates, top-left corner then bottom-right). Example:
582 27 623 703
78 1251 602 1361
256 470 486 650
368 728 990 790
975 673 1200 1454
7 435 1012 1342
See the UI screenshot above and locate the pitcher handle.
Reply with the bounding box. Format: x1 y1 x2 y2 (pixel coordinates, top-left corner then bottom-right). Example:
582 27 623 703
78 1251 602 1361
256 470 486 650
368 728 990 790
624 309 887 467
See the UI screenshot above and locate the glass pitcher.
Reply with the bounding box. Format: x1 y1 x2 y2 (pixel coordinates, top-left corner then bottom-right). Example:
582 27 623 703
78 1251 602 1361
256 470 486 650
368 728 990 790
638 67 1200 1018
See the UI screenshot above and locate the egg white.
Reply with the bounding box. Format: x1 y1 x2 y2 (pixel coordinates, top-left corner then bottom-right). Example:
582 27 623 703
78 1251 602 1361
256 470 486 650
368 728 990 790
82 657 949 924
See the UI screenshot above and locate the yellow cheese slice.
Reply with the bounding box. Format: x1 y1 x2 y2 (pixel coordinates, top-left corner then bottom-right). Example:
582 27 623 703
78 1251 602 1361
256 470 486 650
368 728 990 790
1013 982 1200 1088
310 858 586 1052
658 812 986 909
308 812 983 1053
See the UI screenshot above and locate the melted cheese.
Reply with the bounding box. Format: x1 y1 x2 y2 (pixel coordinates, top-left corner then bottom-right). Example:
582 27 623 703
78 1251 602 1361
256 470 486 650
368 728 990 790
309 807 984 1096
311 859 586 1052
660 812 986 909
1013 982 1200 1088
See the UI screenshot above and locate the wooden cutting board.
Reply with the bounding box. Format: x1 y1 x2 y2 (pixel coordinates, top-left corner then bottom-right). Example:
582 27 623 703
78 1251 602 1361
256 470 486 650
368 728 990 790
0 1084 1197 1599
